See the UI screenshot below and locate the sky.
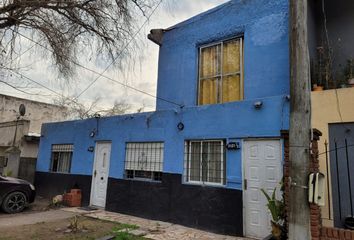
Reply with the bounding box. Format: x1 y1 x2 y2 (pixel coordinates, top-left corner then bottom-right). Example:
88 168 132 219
1 0 229 113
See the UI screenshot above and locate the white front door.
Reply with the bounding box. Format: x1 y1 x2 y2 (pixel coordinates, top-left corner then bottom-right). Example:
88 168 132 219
243 140 282 239
90 142 111 208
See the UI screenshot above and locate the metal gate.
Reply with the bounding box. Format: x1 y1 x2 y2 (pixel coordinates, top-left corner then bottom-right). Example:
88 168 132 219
18 157 37 183
329 123 354 228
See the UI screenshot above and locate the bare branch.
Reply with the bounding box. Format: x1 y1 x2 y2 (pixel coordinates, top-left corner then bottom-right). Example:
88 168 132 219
0 0 160 77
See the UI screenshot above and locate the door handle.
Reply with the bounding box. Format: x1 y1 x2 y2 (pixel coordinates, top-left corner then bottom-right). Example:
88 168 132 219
244 179 247 190
94 170 97 177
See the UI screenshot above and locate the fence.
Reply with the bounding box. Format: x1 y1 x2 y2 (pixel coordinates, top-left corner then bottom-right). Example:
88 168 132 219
323 139 354 229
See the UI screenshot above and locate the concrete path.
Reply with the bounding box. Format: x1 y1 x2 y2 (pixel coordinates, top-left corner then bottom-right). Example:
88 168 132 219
0 210 76 228
63 207 251 240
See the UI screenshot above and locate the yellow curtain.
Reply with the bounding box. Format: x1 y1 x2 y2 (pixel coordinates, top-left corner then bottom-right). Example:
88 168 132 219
199 39 242 105
199 78 218 105
222 75 241 103
222 39 241 103
223 39 240 74
200 45 220 78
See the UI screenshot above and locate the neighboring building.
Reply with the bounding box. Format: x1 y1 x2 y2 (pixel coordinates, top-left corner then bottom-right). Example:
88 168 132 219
307 0 354 231
35 0 290 238
0 94 67 182
312 88 354 228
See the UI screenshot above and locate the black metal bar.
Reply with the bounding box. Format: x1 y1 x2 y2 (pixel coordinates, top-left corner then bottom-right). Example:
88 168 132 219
335 141 342 221
325 140 332 219
345 139 353 216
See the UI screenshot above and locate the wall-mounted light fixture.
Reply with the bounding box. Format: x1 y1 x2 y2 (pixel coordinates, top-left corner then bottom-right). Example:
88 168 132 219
89 129 96 138
88 146 95 152
254 101 263 109
177 122 184 131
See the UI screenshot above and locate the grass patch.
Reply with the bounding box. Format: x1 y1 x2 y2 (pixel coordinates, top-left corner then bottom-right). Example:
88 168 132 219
112 223 139 232
112 223 146 240
114 231 146 240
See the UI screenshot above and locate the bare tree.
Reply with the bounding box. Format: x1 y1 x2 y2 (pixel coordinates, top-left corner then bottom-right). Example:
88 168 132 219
96 99 131 116
0 0 159 77
53 95 132 119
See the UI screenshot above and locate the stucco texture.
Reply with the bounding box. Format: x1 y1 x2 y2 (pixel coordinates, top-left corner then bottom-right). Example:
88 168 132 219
156 0 289 110
36 0 290 193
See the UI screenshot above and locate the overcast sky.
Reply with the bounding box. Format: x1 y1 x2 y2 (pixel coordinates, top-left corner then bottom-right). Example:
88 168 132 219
1 0 229 113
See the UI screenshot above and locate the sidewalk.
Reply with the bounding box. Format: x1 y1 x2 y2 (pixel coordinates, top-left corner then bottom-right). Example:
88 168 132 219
62 207 251 240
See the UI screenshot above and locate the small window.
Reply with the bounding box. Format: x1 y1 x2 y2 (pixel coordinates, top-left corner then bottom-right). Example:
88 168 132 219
198 38 243 105
184 140 225 185
124 142 164 181
50 144 73 173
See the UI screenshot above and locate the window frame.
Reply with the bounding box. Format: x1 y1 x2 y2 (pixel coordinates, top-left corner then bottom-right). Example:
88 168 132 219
184 140 226 187
49 144 73 173
197 37 244 105
124 142 164 182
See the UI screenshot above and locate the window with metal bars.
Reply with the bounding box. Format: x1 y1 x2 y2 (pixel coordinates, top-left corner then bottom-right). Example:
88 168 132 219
184 140 226 185
198 37 244 105
50 144 73 173
124 142 164 181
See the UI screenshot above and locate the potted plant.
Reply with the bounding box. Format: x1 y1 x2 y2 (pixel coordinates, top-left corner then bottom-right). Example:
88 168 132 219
311 47 325 91
261 186 286 240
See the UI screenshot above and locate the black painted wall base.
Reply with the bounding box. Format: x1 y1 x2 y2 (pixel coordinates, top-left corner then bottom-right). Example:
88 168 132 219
35 171 92 206
106 173 243 236
35 172 243 236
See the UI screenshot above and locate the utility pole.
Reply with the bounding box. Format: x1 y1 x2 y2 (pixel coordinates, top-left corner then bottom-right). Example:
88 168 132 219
289 0 311 239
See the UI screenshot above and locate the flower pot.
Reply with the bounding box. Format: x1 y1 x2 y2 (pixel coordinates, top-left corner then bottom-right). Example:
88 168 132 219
348 78 354 87
313 85 324 91
271 221 282 240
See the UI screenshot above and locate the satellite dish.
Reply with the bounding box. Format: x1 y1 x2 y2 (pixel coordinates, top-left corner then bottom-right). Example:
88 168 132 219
19 104 26 116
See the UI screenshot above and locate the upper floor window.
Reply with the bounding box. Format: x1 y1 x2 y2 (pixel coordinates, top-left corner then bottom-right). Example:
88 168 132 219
198 37 243 105
50 144 73 173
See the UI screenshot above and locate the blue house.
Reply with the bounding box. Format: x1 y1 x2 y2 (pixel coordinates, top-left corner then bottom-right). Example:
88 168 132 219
35 0 290 238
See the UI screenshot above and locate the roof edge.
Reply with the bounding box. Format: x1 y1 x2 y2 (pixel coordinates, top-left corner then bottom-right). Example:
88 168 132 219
147 29 166 46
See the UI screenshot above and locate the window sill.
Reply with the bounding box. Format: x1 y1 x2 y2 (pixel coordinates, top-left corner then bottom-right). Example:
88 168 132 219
48 171 71 174
124 178 162 184
183 181 226 188
197 100 244 107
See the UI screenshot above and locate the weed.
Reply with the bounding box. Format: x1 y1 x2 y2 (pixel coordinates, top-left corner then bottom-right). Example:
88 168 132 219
112 223 139 232
114 232 145 240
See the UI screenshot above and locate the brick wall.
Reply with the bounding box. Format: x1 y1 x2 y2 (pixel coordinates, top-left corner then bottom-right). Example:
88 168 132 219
310 130 322 240
321 227 354 240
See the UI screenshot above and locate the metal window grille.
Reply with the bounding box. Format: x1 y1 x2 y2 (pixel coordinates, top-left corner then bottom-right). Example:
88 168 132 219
184 140 226 185
124 142 164 181
50 144 73 173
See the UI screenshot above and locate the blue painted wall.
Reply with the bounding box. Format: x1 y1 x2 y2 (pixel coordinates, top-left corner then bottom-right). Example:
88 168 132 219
36 0 290 191
156 0 289 110
37 96 289 190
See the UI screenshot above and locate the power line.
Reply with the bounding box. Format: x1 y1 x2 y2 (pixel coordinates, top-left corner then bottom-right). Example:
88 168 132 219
7 1 183 108
9 70 63 97
75 0 163 99
0 79 51 96
321 0 350 131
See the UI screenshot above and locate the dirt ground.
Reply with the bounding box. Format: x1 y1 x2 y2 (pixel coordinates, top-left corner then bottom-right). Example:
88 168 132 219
0 196 51 218
0 216 145 240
